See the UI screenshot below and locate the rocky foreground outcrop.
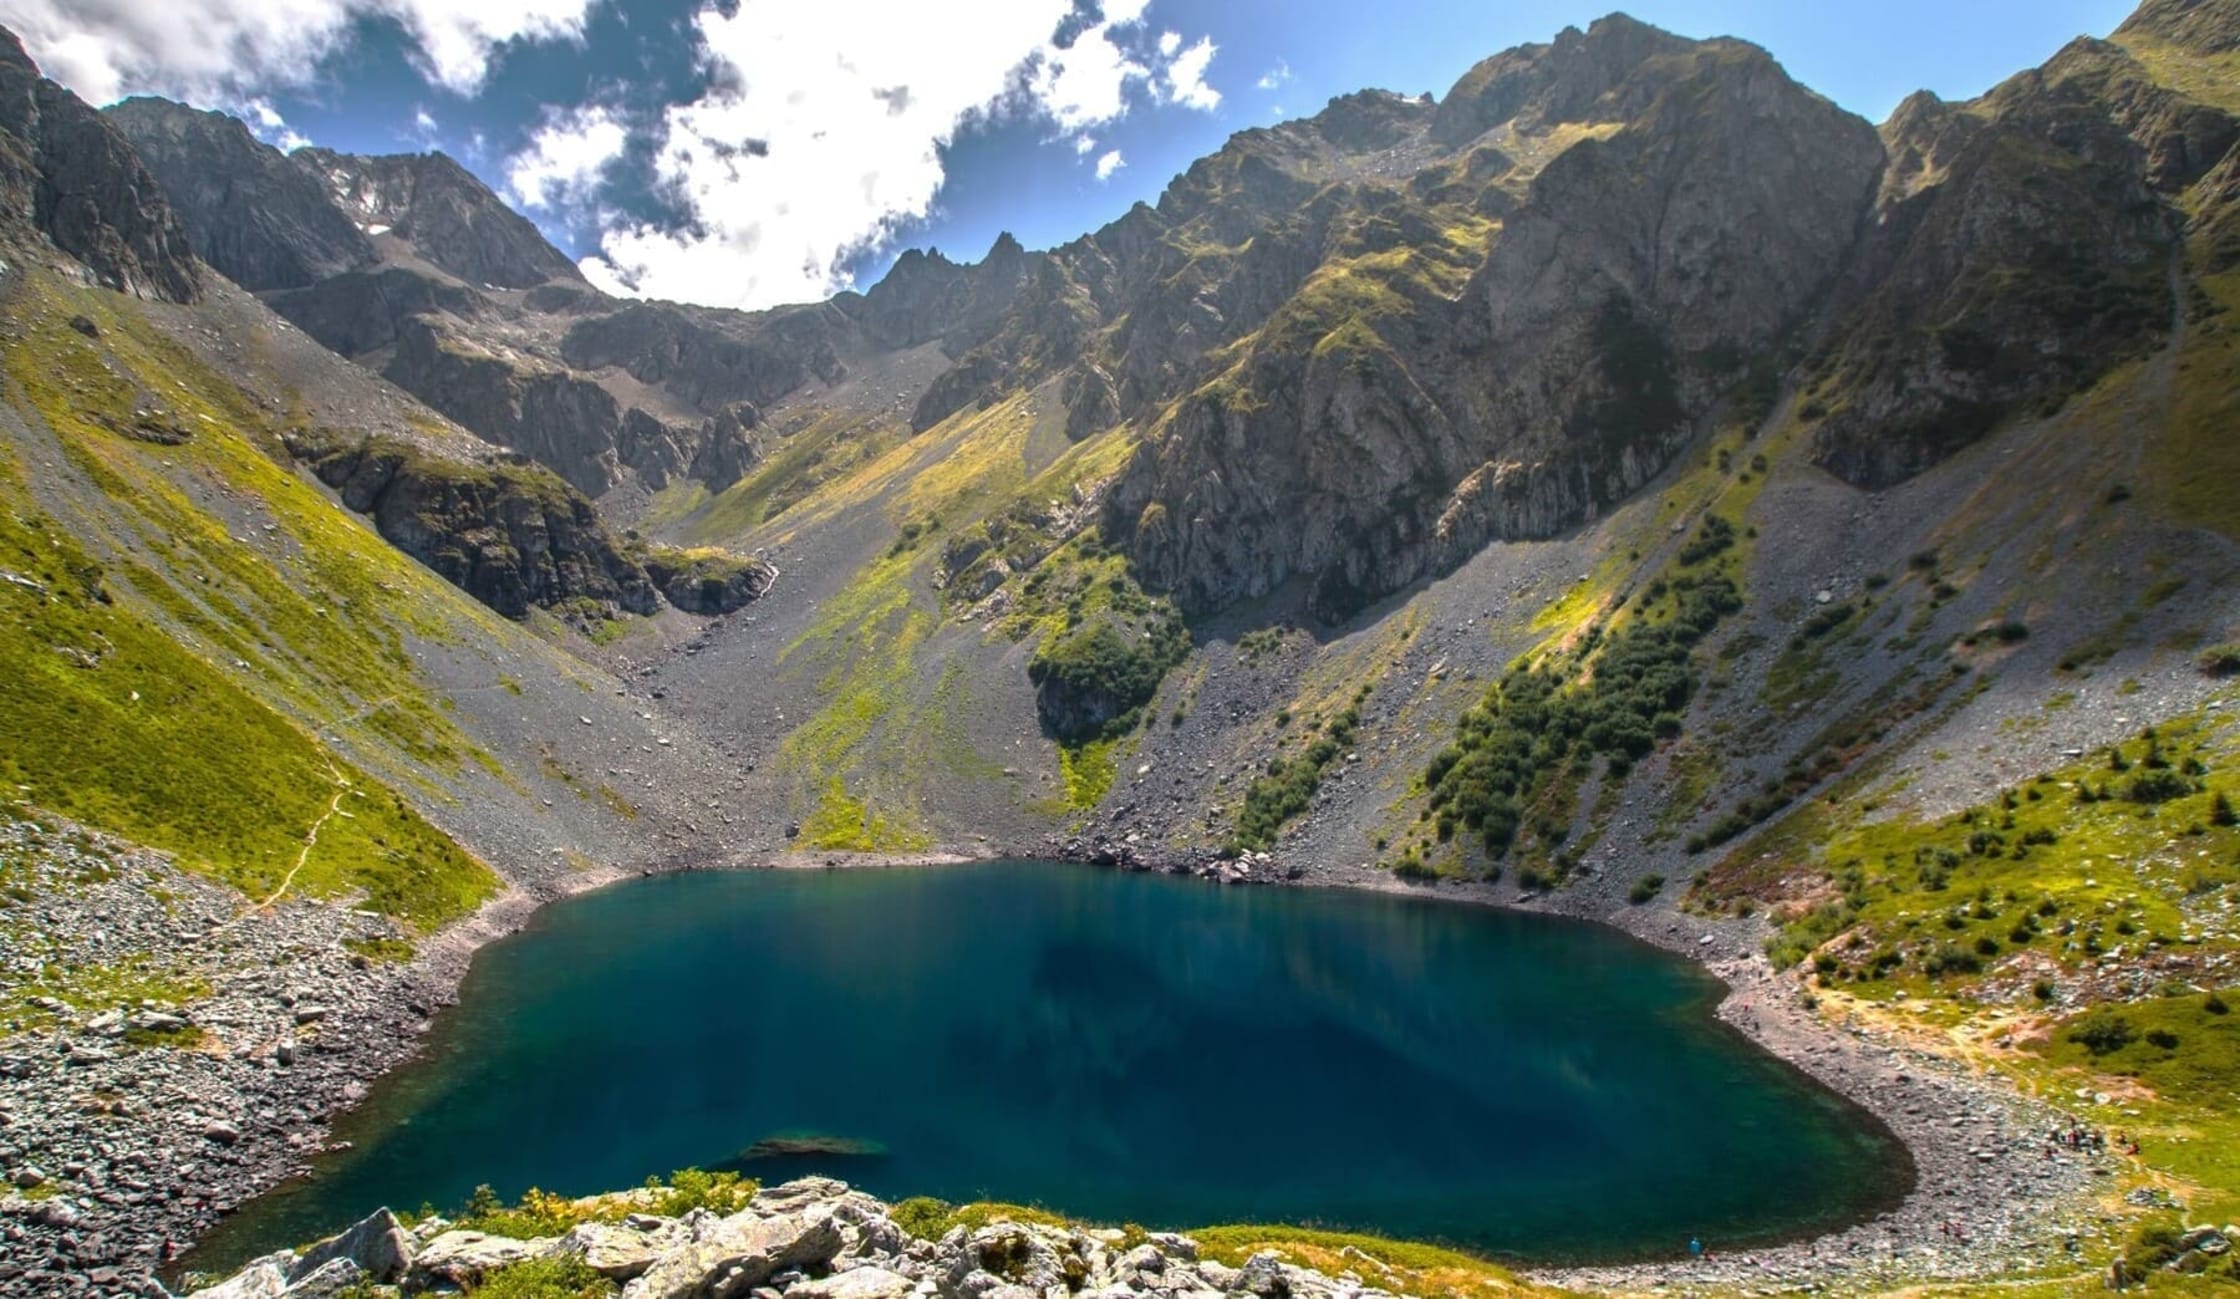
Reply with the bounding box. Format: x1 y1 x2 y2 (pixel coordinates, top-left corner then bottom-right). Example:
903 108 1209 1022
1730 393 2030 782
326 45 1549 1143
181 1179 1398 1299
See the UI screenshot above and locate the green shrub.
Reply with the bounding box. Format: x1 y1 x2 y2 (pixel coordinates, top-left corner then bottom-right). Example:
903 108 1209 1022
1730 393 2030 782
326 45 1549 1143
2125 770 2193 804
1027 609 1190 742
1230 706 1363 851
1677 515 1736 567
643 1168 755 1218
2068 1009 2136 1056
1628 874 1665 905
453 1186 596 1239
2197 642 2240 677
469 1256 615 1298
891 1196 957 1241
1425 575 1740 867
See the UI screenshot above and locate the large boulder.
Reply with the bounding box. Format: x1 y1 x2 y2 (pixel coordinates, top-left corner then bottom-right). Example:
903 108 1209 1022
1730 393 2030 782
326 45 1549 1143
785 1266 917 1299
623 1208 845 1299
558 1218 688 1282
288 1207 413 1284
185 1253 291 1299
405 1230 547 1289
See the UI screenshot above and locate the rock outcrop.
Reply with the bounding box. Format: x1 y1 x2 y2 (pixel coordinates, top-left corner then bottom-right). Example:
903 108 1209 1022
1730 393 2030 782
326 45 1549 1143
289 147 581 291
182 1178 1420 1299
102 98 374 291
293 435 662 619
1101 19 1883 617
1805 38 2202 488
0 31 199 302
639 545 778 616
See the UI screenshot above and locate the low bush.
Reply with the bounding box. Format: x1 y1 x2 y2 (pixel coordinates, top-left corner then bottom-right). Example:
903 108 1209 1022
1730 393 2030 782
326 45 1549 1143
2068 1008 2135 1056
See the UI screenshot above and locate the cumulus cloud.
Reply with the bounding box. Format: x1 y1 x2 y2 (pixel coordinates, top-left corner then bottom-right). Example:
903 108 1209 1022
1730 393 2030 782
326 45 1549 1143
1162 35 1219 111
1256 59 1290 91
239 95 312 150
1094 148 1124 181
507 102 628 210
580 0 1222 312
0 0 596 104
1030 19 1149 134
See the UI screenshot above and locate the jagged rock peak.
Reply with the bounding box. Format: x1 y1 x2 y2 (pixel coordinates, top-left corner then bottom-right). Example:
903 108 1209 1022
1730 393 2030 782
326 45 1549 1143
0 24 200 303
105 96 376 292
2117 0 2240 52
290 145 583 289
1430 11 1704 144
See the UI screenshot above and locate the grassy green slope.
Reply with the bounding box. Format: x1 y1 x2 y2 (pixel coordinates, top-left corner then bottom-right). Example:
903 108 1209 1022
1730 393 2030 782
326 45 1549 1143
0 269 503 928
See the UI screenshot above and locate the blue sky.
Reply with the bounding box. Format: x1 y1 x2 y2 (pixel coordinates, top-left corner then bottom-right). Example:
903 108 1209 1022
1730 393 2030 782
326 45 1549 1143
9 0 2139 309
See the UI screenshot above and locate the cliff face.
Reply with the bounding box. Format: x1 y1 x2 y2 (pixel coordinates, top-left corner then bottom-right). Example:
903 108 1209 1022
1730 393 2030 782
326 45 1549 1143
0 35 198 302
290 147 583 290
1804 41 2210 488
101 98 373 291
1099 20 1883 616
296 436 661 619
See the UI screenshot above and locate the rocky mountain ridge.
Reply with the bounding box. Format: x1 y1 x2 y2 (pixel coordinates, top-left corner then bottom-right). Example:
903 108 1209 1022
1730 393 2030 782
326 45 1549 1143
110 7 2236 626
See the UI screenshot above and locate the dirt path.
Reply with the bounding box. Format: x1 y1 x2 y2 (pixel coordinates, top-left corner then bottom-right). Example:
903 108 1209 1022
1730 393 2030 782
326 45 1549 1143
234 755 356 919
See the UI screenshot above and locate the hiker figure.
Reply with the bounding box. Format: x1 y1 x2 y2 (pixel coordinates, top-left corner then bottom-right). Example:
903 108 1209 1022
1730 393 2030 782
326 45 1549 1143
1689 1236 1703 1259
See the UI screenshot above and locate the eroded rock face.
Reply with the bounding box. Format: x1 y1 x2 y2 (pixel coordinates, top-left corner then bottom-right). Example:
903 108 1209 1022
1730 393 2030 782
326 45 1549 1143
0 32 199 303
296 436 661 619
1105 19 1883 618
641 546 778 616
289 148 581 290
1806 39 2199 489
265 267 491 357
104 98 374 291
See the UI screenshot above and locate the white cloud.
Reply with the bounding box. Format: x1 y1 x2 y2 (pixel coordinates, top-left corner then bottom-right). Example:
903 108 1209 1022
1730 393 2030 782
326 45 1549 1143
1156 30 1180 57
1256 59 1290 91
1030 19 1149 134
0 0 596 104
582 0 1220 311
239 95 312 150
1094 148 1124 181
414 107 438 133
507 102 628 210
1162 35 1219 111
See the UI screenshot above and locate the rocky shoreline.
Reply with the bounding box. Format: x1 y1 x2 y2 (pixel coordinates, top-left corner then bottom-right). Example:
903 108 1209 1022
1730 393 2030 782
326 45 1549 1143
2 829 2112 1298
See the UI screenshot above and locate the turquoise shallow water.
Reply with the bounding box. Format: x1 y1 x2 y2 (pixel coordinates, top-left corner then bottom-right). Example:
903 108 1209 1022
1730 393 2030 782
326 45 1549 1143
193 862 1910 1268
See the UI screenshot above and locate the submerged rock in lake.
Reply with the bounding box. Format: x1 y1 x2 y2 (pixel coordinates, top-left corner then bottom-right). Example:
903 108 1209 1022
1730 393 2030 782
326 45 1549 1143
181 1177 1400 1299
728 1134 890 1164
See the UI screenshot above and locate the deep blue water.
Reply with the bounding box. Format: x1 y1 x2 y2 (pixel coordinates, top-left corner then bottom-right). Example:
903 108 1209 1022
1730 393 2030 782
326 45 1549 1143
194 862 1909 1267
